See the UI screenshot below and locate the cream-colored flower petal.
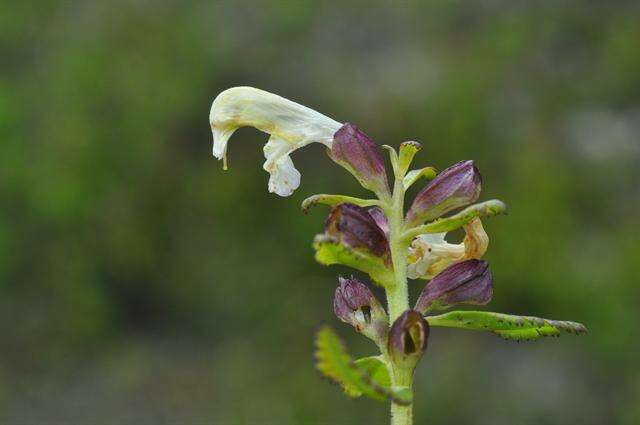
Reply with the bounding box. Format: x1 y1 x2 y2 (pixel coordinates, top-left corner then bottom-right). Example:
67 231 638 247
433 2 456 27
462 218 489 259
407 218 490 280
263 136 301 196
210 86 342 195
407 232 464 280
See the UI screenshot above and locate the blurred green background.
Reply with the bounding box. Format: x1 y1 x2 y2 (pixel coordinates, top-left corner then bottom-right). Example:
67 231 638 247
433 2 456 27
2 1 639 424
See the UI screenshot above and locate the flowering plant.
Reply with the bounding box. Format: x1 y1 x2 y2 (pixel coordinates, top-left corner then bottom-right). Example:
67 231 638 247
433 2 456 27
209 87 586 425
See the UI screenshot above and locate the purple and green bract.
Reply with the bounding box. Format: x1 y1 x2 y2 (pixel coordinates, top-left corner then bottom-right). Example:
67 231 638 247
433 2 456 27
406 160 482 227
415 259 493 313
329 123 391 198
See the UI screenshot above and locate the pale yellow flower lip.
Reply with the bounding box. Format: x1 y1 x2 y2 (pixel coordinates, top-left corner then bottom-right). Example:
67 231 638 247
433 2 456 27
407 218 489 280
209 86 342 196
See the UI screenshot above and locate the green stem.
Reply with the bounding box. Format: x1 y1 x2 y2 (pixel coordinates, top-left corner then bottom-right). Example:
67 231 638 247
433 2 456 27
385 164 409 321
390 368 413 425
384 157 414 425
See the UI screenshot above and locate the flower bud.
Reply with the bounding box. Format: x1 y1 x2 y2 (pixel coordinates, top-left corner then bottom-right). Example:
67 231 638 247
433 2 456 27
329 123 390 197
415 259 492 313
406 160 482 227
333 276 388 342
325 203 390 261
388 310 429 368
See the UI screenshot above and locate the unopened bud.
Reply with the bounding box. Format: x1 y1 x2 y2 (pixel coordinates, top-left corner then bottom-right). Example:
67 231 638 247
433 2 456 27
388 309 429 368
415 259 492 313
329 123 390 197
325 203 390 261
406 160 482 227
333 276 388 342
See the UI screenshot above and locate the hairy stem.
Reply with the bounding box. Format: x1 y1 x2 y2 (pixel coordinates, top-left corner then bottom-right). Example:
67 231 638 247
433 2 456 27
390 368 413 425
384 160 414 425
386 161 409 321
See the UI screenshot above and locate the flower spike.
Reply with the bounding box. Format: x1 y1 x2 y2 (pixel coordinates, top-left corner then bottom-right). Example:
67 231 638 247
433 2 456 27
209 87 588 420
209 86 341 196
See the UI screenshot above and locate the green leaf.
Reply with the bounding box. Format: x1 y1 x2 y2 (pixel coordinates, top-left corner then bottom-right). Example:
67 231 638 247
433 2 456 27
403 167 437 190
403 199 507 240
354 356 391 389
315 326 412 405
426 310 587 342
381 145 399 172
301 194 381 213
397 141 423 176
313 235 394 287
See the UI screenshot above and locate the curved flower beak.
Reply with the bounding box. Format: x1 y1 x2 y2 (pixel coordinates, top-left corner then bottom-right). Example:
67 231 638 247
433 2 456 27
329 123 390 198
415 259 493 313
405 160 482 227
333 276 388 343
388 310 429 368
209 86 342 196
407 217 488 280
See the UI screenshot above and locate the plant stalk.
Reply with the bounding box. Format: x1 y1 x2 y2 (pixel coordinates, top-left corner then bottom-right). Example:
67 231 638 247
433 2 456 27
385 161 414 425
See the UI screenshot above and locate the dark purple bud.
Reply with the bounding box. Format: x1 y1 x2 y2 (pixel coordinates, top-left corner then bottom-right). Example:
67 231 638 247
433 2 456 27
329 123 390 197
325 203 390 261
415 259 493 313
388 310 429 367
406 160 482 227
334 276 388 341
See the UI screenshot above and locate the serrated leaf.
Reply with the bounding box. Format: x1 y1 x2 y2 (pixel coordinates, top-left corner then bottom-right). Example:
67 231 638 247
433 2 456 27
404 200 507 241
315 327 413 405
426 311 587 342
313 236 394 287
354 356 391 390
301 194 380 212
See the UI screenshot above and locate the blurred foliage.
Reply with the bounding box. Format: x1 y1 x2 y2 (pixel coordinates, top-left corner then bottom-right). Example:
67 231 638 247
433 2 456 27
1 0 639 424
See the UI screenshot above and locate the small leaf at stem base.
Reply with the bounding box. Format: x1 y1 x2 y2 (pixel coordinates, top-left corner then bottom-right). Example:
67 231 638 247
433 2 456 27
314 326 413 405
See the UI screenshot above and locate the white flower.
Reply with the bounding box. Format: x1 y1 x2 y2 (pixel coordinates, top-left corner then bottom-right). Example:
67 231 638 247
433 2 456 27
209 87 342 196
407 218 489 280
